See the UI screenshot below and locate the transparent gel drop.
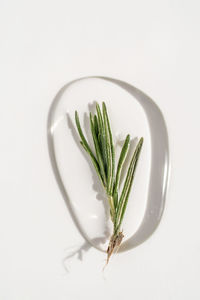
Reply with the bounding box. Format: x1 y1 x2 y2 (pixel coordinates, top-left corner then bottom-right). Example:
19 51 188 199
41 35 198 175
47 76 169 253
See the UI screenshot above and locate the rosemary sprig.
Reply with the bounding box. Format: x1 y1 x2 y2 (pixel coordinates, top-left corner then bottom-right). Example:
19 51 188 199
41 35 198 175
75 102 143 263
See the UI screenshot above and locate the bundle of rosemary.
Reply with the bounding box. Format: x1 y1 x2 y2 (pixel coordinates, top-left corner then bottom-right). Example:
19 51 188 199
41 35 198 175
75 102 143 263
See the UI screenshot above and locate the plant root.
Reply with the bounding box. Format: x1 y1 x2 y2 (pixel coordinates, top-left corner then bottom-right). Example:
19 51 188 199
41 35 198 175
106 232 124 264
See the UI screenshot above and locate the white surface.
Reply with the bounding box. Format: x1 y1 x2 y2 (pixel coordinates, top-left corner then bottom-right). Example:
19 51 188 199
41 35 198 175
0 0 200 299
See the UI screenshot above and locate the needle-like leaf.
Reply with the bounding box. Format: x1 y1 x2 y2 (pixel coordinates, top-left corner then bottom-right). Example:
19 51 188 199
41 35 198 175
80 141 105 187
102 102 115 195
96 103 107 173
115 138 143 231
93 114 99 137
90 113 107 186
113 134 130 208
75 111 104 187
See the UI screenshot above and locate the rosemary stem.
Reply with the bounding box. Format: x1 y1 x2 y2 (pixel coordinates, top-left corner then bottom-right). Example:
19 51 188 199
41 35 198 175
107 195 115 217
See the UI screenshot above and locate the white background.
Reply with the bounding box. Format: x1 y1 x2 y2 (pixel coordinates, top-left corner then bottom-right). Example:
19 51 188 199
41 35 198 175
1 0 200 299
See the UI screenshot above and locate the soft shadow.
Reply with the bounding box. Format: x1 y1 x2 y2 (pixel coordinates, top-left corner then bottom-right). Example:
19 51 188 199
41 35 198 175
47 76 169 254
119 137 138 186
62 236 107 271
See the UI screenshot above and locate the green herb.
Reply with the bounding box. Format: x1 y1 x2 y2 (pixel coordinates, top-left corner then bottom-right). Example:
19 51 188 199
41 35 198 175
75 102 143 263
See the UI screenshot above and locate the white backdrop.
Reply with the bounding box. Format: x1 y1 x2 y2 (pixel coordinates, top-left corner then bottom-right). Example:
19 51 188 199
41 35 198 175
0 0 200 299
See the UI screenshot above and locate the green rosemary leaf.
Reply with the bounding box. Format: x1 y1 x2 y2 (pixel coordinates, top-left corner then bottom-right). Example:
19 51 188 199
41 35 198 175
75 111 97 161
113 134 130 203
90 113 107 186
113 191 118 210
93 115 99 137
80 141 105 187
115 137 143 231
102 102 115 195
75 111 104 187
96 103 107 171
96 103 104 129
